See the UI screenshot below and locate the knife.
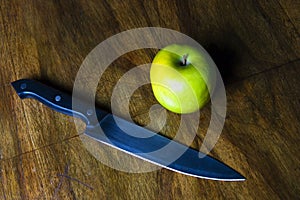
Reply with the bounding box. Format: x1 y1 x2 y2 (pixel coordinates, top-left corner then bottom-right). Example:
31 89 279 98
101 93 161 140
11 79 245 181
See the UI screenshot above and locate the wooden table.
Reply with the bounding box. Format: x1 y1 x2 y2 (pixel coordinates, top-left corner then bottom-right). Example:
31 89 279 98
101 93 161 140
0 0 299 199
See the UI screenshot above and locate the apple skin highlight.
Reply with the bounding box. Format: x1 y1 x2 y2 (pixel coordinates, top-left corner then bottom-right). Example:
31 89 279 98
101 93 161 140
150 44 216 114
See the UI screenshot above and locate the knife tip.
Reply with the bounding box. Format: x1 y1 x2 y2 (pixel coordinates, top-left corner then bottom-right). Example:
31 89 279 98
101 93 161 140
229 173 246 182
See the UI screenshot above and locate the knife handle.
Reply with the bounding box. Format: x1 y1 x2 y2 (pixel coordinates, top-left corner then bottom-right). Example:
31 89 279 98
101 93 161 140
11 79 108 126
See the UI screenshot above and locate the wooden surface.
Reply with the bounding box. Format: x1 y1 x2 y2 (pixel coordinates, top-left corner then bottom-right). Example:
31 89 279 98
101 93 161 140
0 0 299 199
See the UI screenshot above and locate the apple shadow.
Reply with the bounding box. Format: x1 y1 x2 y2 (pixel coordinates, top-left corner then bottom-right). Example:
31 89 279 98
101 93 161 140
205 44 239 85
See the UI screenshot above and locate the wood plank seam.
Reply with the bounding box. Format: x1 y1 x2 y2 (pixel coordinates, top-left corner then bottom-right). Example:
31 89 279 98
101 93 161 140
276 0 300 35
226 58 300 86
0 134 81 163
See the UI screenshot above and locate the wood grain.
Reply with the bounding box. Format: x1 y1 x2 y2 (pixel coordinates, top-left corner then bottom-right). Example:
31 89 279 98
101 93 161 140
0 0 299 199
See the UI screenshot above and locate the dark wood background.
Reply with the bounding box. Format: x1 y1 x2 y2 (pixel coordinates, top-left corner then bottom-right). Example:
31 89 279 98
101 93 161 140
0 0 299 199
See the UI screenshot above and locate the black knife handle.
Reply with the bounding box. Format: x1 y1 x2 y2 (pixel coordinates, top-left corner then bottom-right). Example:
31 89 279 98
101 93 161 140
11 79 108 126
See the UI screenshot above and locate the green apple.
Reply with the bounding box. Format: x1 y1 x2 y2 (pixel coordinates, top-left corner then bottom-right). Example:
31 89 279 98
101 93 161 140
150 44 216 114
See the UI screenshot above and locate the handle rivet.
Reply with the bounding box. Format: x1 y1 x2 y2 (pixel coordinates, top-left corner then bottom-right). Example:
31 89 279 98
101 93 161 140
20 83 27 89
55 95 61 102
87 109 93 116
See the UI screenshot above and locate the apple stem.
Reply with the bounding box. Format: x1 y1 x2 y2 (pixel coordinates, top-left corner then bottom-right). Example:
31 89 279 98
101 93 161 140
181 54 189 66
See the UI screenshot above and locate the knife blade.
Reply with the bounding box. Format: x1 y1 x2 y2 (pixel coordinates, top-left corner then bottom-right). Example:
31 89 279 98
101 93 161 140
11 79 245 181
